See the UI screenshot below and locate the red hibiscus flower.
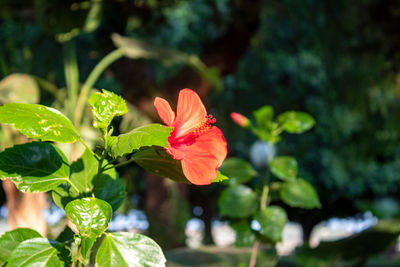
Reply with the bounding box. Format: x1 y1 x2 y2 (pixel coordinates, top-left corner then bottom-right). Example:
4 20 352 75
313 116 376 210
154 88 227 185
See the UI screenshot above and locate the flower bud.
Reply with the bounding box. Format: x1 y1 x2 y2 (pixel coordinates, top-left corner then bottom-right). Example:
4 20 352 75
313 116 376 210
230 112 250 127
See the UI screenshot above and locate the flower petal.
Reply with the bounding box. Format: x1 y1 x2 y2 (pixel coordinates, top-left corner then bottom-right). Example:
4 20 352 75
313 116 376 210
193 126 227 166
181 154 219 185
175 127 227 184
174 89 207 138
154 97 175 126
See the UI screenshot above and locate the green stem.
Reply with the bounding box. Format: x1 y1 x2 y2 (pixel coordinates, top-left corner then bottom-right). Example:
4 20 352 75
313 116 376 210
63 40 80 121
67 178 80 193
260 185 269 210
74 48 124 126
93 150 107 193
107 157 135 170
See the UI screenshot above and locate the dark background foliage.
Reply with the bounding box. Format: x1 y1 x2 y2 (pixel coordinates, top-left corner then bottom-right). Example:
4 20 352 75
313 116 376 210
1 0 400 248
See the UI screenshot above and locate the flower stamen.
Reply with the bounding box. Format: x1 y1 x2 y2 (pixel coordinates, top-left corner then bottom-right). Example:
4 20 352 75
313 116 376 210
193 114 216 136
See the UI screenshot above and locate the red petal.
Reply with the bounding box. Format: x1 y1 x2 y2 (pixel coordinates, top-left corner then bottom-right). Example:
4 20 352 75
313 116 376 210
194 126 227 166
181 154 219 185
154 97 175 126
176 126 227 184
173 89 207 138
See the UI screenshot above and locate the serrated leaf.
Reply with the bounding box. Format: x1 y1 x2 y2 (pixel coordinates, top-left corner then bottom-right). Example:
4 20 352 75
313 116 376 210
65 198 112 238
132 147 190 184
96 232 166 267
270 156 298 181
0 142 70 192
253 105 274 129
0 103 80 143
254 206 287 243
52 149 126 211
108 124 172 158
219 158 257 185
277 111 315 134
0 228 42 265
212 171 229 183
0 74 39 104
7 238 65 267
88 89 127 129
219 185 258 218
280 179 321 209
230 221 256 247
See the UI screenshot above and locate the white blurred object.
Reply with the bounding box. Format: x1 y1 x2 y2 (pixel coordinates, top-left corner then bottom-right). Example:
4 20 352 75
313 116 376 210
43 204 65 225
276 222 304 255
212 220 235 247
250 141 276 167
108 209 149 232
309 212 378 247
185 218 204 248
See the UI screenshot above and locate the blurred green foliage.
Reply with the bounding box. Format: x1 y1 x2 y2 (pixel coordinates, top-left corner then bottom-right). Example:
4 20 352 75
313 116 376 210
1 0 400 253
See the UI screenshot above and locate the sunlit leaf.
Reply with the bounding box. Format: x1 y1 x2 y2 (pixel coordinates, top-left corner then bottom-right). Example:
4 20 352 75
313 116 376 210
0 142 70 192
0 103 80 143
0 228 42 265
65 198 112 238
280 178 321 209
0 74 39 104
219 185 258 218
219 158 257 185
52 149 126 211
254 206 287 243
277 111 315 134
108 124 172 158
212 171 229 183
132 147 190 184
7 238 66 267
96 232 166 267
270 156 298 181
88 89 127 129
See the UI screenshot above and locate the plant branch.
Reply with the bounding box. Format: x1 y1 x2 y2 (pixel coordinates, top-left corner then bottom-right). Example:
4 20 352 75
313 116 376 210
74 48 124 126
63 40 80 121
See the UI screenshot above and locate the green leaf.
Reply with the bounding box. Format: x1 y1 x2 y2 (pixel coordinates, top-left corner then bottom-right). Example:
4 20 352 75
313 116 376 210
254 206 287 243
108 124 172 158
280 178 321 209
0 74 39 104
65 198 112 238
219 185 258 218
7 238 65 267
96 232 166 267
277 111 315 134
230 221 256 247
212 171 229 183
269 156 298 181
219 158 257 185
0 103 80 143
88 89 128 129
132 147 190 184
0 228 42 265
253 105 274 129
0 142 70 192
52 149 126 211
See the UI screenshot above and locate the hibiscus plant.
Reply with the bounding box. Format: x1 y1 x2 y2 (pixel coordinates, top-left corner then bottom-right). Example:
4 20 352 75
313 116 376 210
0 88 227 266
219 106 321 265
